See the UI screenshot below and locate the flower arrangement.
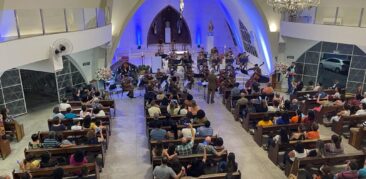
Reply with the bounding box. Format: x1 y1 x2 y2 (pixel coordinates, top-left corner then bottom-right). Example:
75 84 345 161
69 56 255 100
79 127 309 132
96 67 112 81
275 63 288 74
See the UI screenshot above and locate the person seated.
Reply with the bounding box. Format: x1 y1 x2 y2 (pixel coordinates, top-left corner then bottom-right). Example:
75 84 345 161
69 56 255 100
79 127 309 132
355 103 366 115
196 136 227 156
175 103 188 115
152 142 167 158
188 100 200 116
334 161 359 179
82 116 94 129
257 115 273 127
305 81 314 91
180 122 197 139
218 152 238 173
148 100 161 117
254 99 268 113
167 100 179 115
359 159 366 179
70 150 88 166
275 111 290 125
290 99 300 111
92 108 106 117
329 104 351 123
231 83 241 98
186 147 207 177
280 100 291 111
324 135 344 156
302 110 316 124
150 123 167 141
196 121 213 137
51 106 65 120
290 124 307 140
293 81 304 94
262 83 274 95
268 100 280 112
305 122 320 140
50 118 66 132
213 137 225 151
86 129 105 144
236 93 249 107
290 109 303 123
313 82 322 91
287 142 311 164
79 105 91 118
71 120 83 130
94 120 105 133
28 133 42 149
18 154 40 170
176 123 195 155
64 107 77 120
58 133 76 147
40 153 57 168
59 98 71 111
153 157 184 179
194 110 208 124
156 91 165 100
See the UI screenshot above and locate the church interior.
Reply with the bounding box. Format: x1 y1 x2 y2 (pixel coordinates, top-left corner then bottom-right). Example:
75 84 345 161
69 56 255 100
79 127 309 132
1 0 366 178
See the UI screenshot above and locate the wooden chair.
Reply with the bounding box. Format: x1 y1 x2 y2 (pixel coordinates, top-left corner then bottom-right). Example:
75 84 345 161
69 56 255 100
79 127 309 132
331 114 366 136
4 121 25 142
349 127 366 150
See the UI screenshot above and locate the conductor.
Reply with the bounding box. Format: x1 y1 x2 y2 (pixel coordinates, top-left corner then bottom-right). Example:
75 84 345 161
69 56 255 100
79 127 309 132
207 70 217 104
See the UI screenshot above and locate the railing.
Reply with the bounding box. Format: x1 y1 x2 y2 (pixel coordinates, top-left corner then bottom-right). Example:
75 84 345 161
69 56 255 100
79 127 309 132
0 7 111 42
283 7 366 28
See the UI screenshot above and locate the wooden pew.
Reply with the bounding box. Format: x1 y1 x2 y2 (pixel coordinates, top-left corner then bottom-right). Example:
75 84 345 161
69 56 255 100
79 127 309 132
331 114 366 136
147 123 205 139
61 107 111 116
182 170 241 179
287 152 366 177
152 152 228 167
48 116 111 135
0 136 11 159
242 111 296 131
253 123 304 147
68 100 116 116
39 128 109 149
24 144 105 167
4 121 25 142
290 89 340 101
268 139 331 165
146 115 186 122
12 162 100 179
314 105 344 125
150 136 217 148
349 127 366 150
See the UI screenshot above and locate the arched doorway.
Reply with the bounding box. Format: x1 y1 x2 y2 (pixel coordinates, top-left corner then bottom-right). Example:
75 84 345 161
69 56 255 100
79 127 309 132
147 6 192 46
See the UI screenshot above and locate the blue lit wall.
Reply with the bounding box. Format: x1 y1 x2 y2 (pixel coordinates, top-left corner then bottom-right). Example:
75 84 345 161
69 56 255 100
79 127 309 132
116 0 236 55
219 0 274 73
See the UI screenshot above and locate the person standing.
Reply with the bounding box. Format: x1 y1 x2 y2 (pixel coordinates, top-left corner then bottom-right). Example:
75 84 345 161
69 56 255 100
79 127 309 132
207 70 217 104
287 62 296 94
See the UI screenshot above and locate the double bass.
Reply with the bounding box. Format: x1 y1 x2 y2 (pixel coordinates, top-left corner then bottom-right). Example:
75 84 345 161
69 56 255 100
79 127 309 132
245 62 266 89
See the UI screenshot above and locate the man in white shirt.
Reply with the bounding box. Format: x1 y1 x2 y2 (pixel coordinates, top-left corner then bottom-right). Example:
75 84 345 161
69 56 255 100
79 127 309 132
360 92 366 104
148 100 161 117
181 123 196 138
59 98 71 111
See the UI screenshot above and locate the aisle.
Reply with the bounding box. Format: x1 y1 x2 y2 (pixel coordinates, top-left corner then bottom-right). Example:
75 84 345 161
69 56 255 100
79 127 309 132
190 89 287 179
101 97 152 178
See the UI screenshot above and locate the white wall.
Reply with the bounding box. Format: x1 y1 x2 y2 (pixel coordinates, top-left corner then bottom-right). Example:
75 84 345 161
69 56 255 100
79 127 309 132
1 0 104 9
278 37 318 64
0 25 111 73
281 22 366 47
70 47 106 82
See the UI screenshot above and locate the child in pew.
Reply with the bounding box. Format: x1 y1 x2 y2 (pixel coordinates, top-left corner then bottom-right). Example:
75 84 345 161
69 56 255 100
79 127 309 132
18 154 40 170
290 109 303 123
305 123 320 140
28 133 42 149
264 127 290 150
282 142 320 168
290 124 307 140
275 111 290 125
218 152 238 173
64 107 77 120
79 105 91 118
324 135 344 156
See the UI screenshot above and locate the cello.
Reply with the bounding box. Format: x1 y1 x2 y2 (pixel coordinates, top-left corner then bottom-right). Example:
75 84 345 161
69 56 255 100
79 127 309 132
245 62 266 88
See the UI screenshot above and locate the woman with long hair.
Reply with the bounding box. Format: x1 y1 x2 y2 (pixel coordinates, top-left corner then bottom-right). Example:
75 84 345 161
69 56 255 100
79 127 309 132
324 135 344 156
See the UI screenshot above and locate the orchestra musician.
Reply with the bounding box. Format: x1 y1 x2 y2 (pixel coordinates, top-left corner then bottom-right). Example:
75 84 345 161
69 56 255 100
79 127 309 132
225 48 234 66
245 62 264 89
182 52 193 72
197 50 206 73
237 52 249 71
121 75 135 98
210 47 220 72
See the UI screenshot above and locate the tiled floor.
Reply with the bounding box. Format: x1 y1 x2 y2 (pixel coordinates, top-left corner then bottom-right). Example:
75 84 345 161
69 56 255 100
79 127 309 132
0 88 359 179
